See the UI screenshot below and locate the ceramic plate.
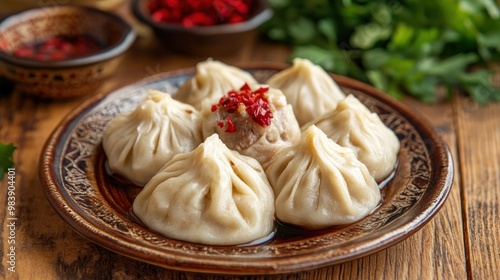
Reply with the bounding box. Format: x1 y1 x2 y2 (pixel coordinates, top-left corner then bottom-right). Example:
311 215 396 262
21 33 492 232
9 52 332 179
40 63 453 275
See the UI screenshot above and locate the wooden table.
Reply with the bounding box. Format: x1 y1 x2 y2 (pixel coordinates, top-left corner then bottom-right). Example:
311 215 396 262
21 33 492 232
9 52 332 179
1 4 498 280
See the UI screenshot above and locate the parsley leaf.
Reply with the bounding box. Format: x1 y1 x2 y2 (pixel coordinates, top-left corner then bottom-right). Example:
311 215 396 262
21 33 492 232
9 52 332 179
0 143 16 180
262 0 500 103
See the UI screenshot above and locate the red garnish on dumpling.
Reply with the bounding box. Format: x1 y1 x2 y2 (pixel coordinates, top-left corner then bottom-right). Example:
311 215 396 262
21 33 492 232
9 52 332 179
211 83 274 132
225 116 237 133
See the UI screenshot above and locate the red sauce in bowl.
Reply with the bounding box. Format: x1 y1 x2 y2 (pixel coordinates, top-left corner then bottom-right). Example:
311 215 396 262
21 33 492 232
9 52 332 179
12 34 104 61
147 0 254 27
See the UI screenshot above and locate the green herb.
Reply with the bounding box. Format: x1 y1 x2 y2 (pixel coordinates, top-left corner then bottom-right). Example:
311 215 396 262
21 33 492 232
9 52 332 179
262 0 500 103
0 143 16 180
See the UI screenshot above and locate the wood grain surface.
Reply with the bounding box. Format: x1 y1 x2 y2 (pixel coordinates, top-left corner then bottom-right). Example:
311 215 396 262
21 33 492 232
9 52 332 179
1 3 498 280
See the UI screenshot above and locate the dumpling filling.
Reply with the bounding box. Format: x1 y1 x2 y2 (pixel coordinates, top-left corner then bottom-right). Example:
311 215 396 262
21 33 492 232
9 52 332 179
202 83 301 164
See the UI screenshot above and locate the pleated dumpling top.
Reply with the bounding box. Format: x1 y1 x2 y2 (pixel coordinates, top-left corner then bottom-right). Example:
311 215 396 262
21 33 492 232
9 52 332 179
265 125 381 229
133 134 276 245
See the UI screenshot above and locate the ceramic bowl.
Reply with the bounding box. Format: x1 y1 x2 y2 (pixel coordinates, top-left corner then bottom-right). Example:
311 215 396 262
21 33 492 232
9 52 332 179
0 5 136 99
0 0 126 15
131 0 273 56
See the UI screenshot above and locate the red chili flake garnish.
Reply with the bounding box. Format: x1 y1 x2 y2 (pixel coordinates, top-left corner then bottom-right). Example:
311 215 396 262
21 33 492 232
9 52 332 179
12 34 104 61
147 0 254 27
225 116 237 133
212 83 273 133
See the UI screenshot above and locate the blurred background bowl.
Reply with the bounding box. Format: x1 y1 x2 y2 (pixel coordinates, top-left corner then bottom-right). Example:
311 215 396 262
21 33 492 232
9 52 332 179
0 5 136 99
131 0 273 57
0 0 126 16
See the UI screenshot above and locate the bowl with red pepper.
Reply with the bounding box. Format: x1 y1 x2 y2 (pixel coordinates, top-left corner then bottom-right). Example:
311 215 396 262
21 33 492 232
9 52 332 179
0 5 136 99
132 0 272 56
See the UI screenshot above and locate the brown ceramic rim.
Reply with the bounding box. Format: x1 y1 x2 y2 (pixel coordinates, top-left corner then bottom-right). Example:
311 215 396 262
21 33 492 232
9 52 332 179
39 62 454 275
0 5 136 68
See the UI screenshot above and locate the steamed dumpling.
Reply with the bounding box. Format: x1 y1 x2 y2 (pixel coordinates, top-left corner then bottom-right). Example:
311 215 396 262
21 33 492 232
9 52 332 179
265 125 381 229
304 94 400 182
102 90 202 186
174 59 258 109
201 83 301 164
132 134 276 245
266 58 345 126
